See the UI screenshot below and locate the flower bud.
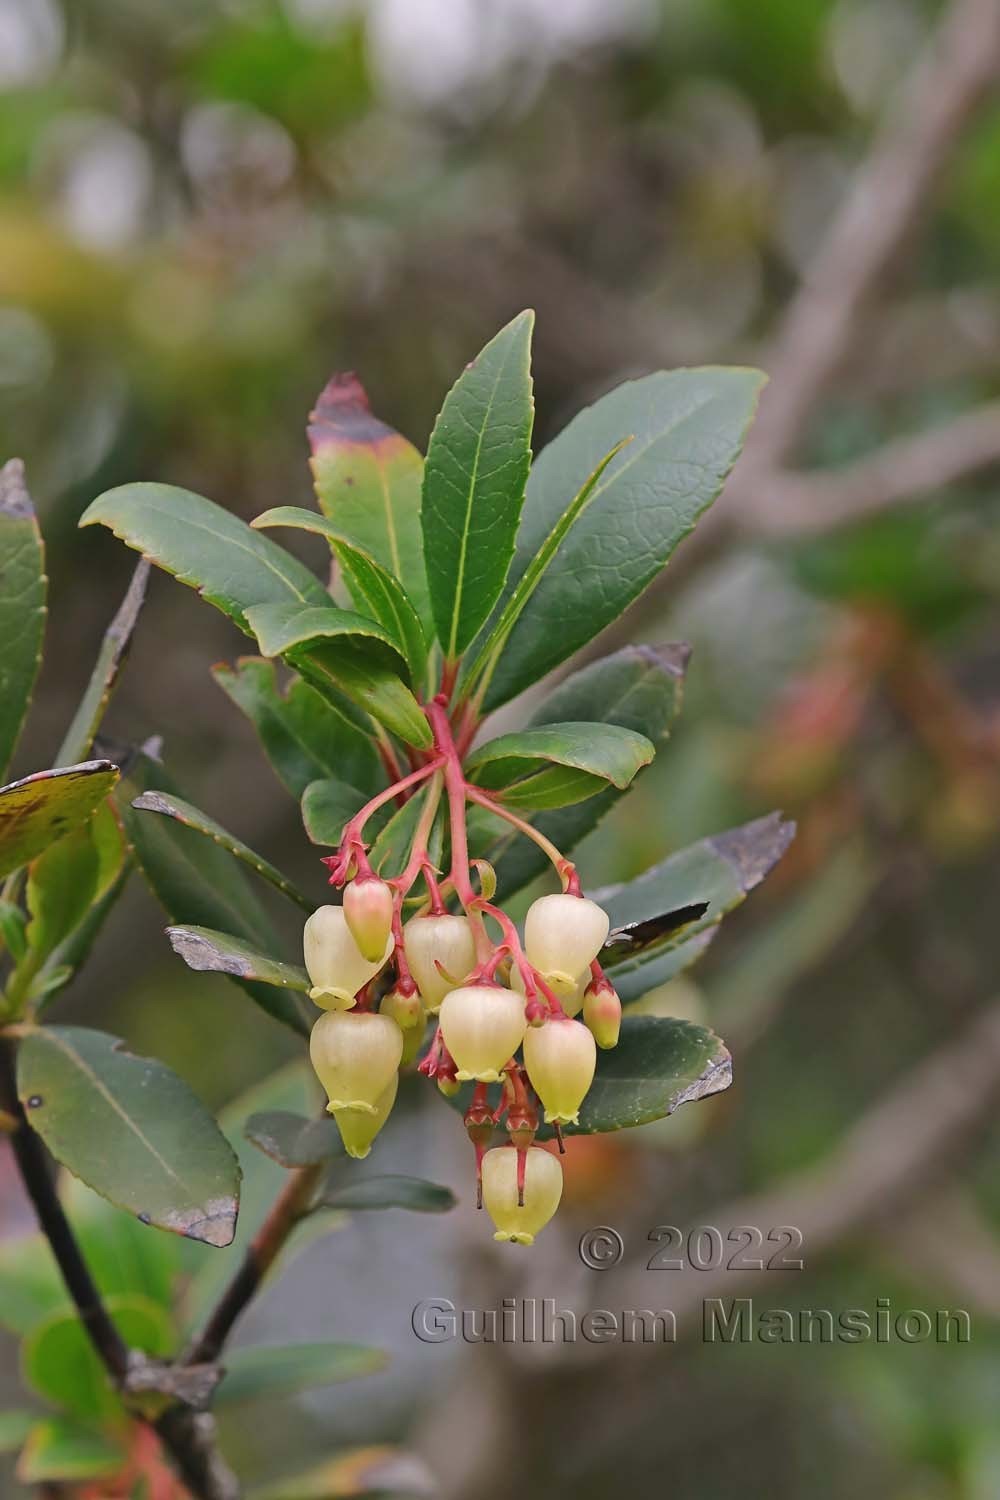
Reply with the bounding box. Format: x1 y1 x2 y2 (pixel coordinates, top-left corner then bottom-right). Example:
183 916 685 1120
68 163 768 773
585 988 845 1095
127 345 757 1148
333 1072 398 1159
303 905 393 1010
510 962 586 1018
583 981 622 1049
379 985 424 1031
437 1074 460 1098
522 1017 596 1125
481 1145 563 1246
343 877 395 963
309 1010 402 1114
439 984 526 1083
403 913 477 1011
524 894 609 998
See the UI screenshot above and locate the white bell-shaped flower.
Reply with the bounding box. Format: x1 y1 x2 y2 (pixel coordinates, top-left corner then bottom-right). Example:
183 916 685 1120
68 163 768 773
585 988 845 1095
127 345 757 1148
403 913 477 1012
333 1072 398 1159
438 984 526 1083
523 894 609 998
482 1146 563 1246
522 1016 596 1125
309 1010 402 1114
303 905 393 1010
343 877 395 963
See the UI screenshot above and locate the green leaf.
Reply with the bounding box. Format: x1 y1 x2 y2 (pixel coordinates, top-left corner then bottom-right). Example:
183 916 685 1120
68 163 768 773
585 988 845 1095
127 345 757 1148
0 460 46 780
0 761 119 881
300 778 374 847
252 508 428 683
0 898 27 960
214 1342 387 1408
368 781 443 878
25 818 101 957
16 1419 125 1483
484 367 767 707
308 372 432 635
248 1447 431 1500
131 790 312 912
119 746 313 1036
213 656 379 800
21 1295 172 1422
167 927 310 992
474 645 689 895
597 813 795 1001
56 559 149 766
421 311 534 659
246 602 432 750
80 483 328 635
17 1026 242 1246
0 1410 35 1453
244 1110 345 1168
463 438 630 697
467 723 654 810
316 1175 456 1214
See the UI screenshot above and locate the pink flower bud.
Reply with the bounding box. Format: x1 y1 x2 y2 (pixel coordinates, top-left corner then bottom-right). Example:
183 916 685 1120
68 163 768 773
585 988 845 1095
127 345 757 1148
438 984 526 1083
524 893 609 998
333 1073 398 1159
403 913 477 1011
522 1016 596 1125
583 981 622 1049
303 905 393 1010
309 1010 402 1114
343 877 395 963
481 1145 563 1246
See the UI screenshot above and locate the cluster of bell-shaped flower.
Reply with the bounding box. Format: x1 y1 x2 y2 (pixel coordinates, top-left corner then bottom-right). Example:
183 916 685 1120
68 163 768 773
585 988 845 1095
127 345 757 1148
303 878 622 1243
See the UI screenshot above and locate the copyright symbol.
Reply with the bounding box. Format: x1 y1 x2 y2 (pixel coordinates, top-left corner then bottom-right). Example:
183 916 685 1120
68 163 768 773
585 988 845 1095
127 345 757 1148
578 1226 624 1269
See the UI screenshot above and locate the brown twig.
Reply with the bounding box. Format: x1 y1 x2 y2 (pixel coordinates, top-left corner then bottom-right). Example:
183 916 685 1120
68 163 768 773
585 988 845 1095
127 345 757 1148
0 1037 240 1500
185 1162 324 1366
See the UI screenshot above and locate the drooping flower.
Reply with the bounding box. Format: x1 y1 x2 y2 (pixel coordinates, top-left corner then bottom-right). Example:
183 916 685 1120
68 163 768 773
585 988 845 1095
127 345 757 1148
303 905 393 1010
343 877 395 963
523 893 609 999
333 1072 398 1158
309 1010 402 1114
438 984 526 1082
522 1016 597 1125
481 1145 563 1245
403 913 477 1011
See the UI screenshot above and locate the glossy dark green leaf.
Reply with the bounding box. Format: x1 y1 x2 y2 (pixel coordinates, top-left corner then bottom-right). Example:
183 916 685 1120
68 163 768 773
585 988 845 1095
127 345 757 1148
610 928 718 1003
246 603 432 749
15 1419 125 1483
119 747 312 1035
300 778 374 847
56 559 149 766
463 437 630 697
80 482 328 634
167 927 310 992
485 367 766 707
244 1110 345 1168
0 460 45 780
467 723 654 809
316 1175 456 1214
131 790 312 911
214 1342 387 1407
597 813 795 999
422 311 534 659
22 1295 173 1422
253 508 428 683
17 1026 241 1245
483 644 691 896
0 761 119 881
308 372 432 634
213 656 379 800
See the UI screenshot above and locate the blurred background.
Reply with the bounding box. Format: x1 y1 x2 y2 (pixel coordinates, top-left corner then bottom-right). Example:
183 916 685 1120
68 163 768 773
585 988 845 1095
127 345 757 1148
2 0 1000 1495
